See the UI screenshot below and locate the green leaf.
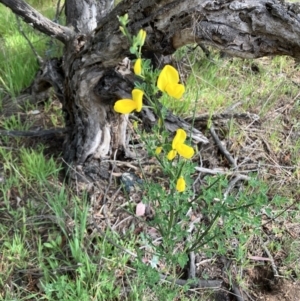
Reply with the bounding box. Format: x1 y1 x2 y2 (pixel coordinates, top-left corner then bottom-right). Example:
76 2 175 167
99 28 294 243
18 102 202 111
177 253 188 269
117 14 129 26
43 242 54 249
130 46 137 55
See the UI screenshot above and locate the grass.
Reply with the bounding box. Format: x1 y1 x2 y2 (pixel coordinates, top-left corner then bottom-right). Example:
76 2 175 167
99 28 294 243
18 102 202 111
0 1 300 301
0 146 126 300
0 0 64 96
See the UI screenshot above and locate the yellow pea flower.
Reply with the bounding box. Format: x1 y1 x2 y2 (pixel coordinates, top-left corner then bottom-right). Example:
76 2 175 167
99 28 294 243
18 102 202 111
155 146 162 155
167 149 177 160
134 58 142 76
176 176 186 192
167 129 194 160
114 89 143 114
157 65 185 99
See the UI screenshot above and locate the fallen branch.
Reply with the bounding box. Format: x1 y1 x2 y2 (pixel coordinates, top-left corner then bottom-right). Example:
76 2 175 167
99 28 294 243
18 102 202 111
188 251 196 279
160 274 223 289
195 166 233 176
0 128 66 137
223 174 251 200
185 112 259 123
209 125 237 168
261 239 279 278
0 0 73 43
232 283 245 301
16 16 43 64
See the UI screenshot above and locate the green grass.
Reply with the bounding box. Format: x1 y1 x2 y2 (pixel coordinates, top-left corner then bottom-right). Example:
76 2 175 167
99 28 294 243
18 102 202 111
0 0 64 96
0 147 123 300
0 142 202 300
19 146 62 183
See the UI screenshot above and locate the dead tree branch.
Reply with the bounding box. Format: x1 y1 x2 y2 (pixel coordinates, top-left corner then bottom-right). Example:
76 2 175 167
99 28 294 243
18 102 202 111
0 0 73 43
0 128 66 137
16 16 43 64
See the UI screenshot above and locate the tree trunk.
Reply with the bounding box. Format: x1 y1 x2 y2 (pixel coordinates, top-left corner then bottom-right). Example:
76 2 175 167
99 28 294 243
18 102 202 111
1 0 300 178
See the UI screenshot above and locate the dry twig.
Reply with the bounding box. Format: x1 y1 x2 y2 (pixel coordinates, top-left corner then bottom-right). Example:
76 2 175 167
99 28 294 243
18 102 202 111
0 128 66 137
188 251 196 279
232 284 245 301
261 239 279 278
160 274 223 289
16 16 43 64
185 112 259 123
209 125 237 168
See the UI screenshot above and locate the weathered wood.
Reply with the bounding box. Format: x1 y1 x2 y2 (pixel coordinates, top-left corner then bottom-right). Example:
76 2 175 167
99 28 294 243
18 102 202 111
0 0 73 43
89 0 300 66
65 0 114 32
1 0 300 175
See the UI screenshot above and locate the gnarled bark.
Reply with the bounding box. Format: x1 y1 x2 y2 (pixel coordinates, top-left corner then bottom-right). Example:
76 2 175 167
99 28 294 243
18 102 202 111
1 0 300 176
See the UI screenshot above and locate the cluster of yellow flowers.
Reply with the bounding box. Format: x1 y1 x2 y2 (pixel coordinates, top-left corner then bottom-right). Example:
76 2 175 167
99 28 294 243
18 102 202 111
114 64 185 114
114 29 194 192
167 129 194 161
163 128 194 192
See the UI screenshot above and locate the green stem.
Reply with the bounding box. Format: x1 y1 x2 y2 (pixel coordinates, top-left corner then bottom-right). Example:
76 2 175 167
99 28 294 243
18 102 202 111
188 211 221 252
167 204 175 239
122 26 132 44
147 86 166 128
189 234 219 252
190 177 221 203
228 203 255 212
176 160 185 179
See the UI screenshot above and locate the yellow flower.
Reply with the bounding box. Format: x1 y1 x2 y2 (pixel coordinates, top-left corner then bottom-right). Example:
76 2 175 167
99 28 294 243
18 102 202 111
114 89 143 114
157 65 185 99
167 129 194 160
176 176 186 192
155 146 162 155
137 29 147 46
167 149 177 160
134 58 142 76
